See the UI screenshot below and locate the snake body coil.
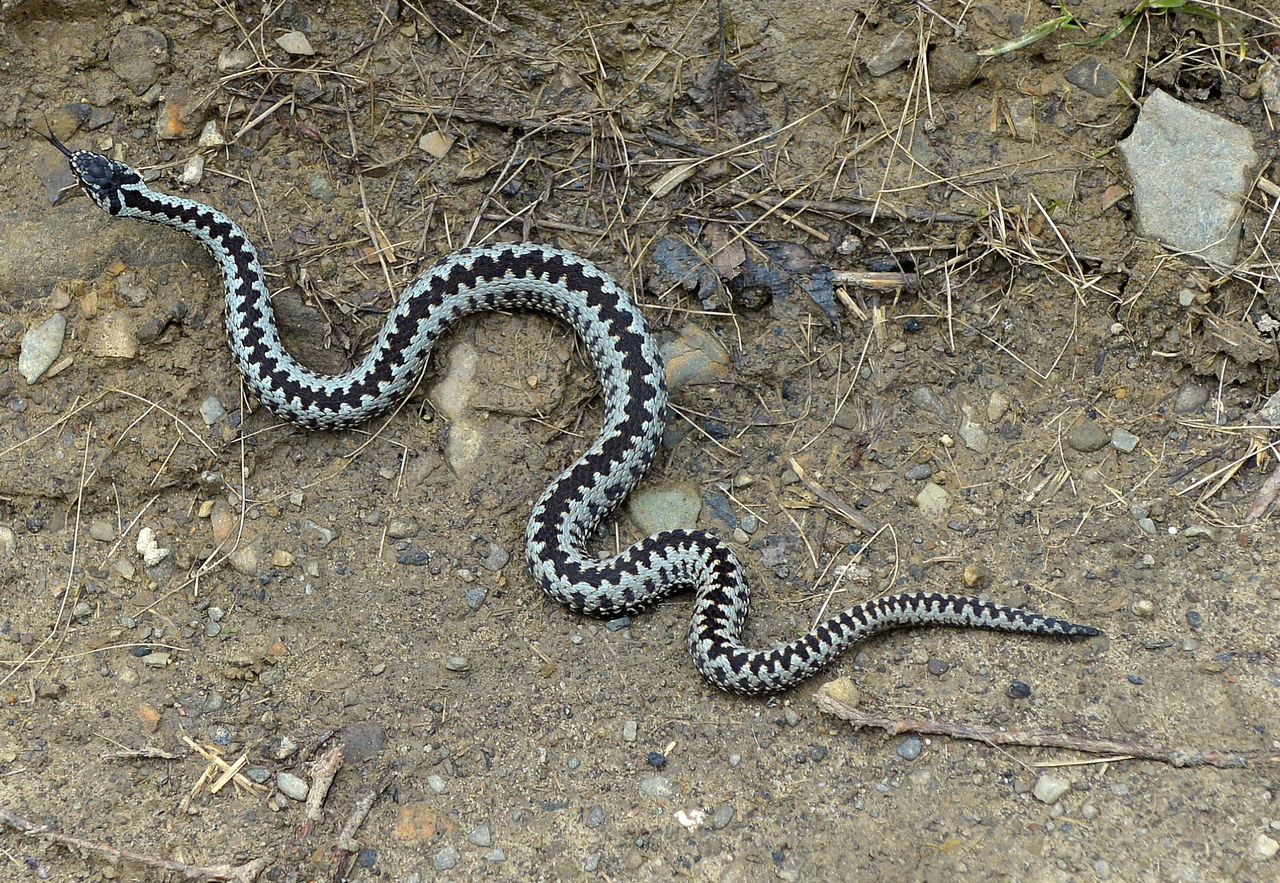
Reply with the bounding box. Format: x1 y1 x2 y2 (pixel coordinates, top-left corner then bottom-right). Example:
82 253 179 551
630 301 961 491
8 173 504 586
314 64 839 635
51 138 1098 694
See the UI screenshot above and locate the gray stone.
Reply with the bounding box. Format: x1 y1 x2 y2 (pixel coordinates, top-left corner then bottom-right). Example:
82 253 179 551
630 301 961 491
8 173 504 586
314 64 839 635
19 314 66 384
897 735 923 760
1066 419 1110 452
109 26 169 94
639 775 675 798
339 723 387 763
1110 428 1139 453
468 822 492 846
625 485 701 534
1065 58 1123 97
914 483 950 519
1032 774 1071 804
276 772 309 801
1174 381 1209 414
1118 89 1260 265
433 845 459 871
865 28 917 77
199 395 226 425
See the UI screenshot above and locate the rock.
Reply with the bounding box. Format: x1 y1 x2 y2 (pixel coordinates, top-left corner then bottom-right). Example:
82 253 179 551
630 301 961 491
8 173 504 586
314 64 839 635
1066 419 1109 452
468 822 492 847
180 155 205 186
625 484 701 534
199 395 226 425
386 519 418 539
1006 97 1036 142
0 525 17 559
1254 833 1279 860
639 775 675 798
661 324 730 392
136 527 171 566
431 341 484 475
1174 381 1209 414
1065 58 1124 98
914 482 950 518
109 26 169 94
89 520 116 542
957 406 989 453
897 736 923 760
277 772 309 801
1032 774 1071 804
865 28 917 77
1118 89 1260 265
928 44 980 91
433 845 459 871
217 46 255 73
228 542 259 575
90 313 139 359
987 390 1012 423
275 31 315 55
19 314 66 384
1110 428 1139 453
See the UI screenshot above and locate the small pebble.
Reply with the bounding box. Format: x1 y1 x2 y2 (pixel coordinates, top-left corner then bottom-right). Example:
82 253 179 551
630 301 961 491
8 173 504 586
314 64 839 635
585 805 605 828
1007 680 1032 699
468 822 492 847
433 844 459 871
275 30 315 55
897 736 923 760
19 314 67 384
622 720 638 742
464 587 487 609
426 774 447 793
1186 610 1203 628
89 520 117 542
199 395 226 425
646 751 667 768
485 849 506 862
639 775 675 798
927 659 950 676
444 656 472 672
1110 428 1139 453
1032 774 1071 804
1254 833 1280 860
904 464 934 481
1127 674 1144 685
276 772 309 801
712 804 735 829
1173 381 1209 414
1065 419 1109 453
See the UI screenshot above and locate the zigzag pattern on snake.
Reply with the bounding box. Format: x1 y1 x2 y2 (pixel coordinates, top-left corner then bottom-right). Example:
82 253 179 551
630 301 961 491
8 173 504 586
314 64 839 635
47 134 1099 694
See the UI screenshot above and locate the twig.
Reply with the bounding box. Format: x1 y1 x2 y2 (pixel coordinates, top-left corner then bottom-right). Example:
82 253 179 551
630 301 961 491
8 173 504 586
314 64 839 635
815 682 1280 768
0 808 266 883
327 770 395 883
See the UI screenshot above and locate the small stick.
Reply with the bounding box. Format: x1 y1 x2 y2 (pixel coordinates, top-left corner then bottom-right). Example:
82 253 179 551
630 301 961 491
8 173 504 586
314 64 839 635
305 741 345 829
815 683 1280 769
327 771 395 883
0 808 266 883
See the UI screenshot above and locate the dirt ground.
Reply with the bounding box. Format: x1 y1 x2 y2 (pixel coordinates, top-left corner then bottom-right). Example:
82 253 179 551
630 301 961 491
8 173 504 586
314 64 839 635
1 0 1279 880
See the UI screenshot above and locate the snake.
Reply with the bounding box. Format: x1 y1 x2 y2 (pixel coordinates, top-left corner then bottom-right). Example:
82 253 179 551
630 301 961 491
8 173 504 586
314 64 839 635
45 133 1099 695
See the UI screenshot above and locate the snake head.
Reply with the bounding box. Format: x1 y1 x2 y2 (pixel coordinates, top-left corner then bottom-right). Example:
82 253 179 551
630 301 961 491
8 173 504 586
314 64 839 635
42 131 142 214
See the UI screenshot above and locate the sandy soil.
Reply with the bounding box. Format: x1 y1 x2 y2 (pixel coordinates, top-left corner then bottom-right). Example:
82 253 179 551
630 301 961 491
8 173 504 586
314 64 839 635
1 0 1279 880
